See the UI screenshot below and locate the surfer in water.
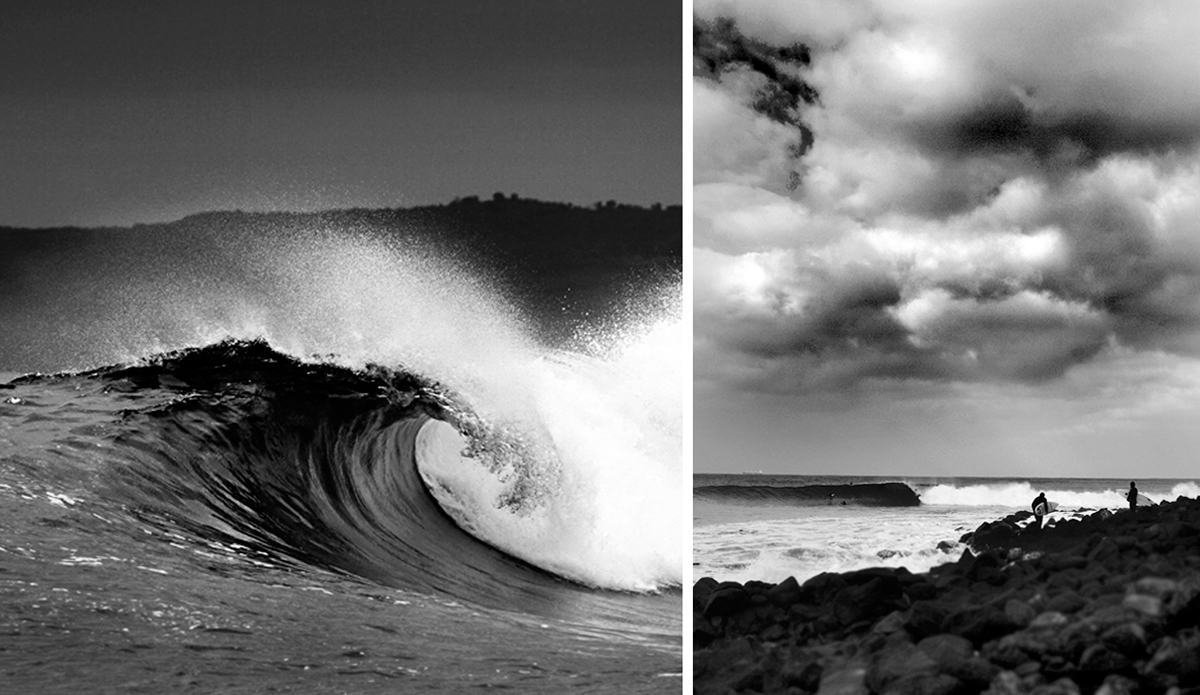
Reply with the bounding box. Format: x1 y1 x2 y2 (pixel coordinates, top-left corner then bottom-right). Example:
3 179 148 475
1128 481 1138 512
1032 491 1048 529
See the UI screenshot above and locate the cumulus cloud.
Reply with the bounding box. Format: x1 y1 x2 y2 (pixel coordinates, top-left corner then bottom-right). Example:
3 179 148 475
694 1 1200 395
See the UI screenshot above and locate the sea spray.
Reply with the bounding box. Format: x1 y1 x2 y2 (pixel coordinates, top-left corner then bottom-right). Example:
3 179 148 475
416 312 683 592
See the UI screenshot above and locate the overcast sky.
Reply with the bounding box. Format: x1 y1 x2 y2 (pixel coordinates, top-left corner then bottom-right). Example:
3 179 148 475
0 0 680 227
694 0 1200 479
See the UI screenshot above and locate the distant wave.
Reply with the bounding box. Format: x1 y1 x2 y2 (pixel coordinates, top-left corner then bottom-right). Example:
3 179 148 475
918 481 1200 509
693 482 920 507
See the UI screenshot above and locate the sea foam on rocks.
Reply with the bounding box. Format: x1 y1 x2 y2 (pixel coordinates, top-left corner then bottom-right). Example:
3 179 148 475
694 496 1200 694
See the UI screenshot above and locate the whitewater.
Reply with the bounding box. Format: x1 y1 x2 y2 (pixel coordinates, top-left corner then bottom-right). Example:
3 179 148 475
693 474 1200 586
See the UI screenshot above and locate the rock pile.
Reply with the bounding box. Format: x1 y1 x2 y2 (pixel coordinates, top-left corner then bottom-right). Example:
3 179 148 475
694 496 1200 694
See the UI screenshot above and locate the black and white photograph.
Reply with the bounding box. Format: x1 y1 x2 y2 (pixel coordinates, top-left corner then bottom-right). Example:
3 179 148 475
0 2 682 692
693 1 1200 692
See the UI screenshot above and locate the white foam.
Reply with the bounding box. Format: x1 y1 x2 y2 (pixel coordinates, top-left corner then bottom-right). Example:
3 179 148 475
416 314 682 592
692 508 996 585
918 481 1199 509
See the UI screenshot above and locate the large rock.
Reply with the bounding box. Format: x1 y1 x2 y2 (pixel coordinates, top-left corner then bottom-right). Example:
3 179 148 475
704 582 752 617
834 576 901 627
941 605 1020 646
816 659 869 695
694 576 719 610
905 601 950 640
866 641 937 693
1144 636 1200 686
1099 621 1146 657
767 575 802 607
1078 643 1131 672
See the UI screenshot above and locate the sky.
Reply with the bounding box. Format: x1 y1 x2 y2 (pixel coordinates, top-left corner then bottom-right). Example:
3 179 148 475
0 0 680 227
693 0 1200 479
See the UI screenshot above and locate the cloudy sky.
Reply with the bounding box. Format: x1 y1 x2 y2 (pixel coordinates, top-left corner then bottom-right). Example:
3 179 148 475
0 0 679 227
694 0 1200 478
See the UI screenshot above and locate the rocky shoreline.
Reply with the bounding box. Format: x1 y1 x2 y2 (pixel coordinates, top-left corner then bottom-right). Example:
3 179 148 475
694 496 1200 694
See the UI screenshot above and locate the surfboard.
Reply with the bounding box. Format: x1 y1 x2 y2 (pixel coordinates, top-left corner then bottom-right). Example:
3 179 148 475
1034 501 1058 515
1136 493 1154 506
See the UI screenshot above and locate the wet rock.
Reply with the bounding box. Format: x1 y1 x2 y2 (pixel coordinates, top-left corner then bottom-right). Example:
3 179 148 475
816 659 869 695
695 636 760 691
905 601 949 640
970 520 1018 550
705 582 752 617
941 605 1019 646
833 576 898 627
873 610 906 635
1029 611 1069 628
916 633 973 668
1145 636 1200 685
883 673 961 695
866 641 937 693
1041 553 1089 572
780 656 823 692
1041 677 1082 695
1122 593 1163 619
984 670 1023 695
1100 621 1146 657
1132 576 1178 600
1004 599 1036 628
904 580 939 602
759 623 785 642
695 614 719 648
767 575 801 607
916 633 999 686
1045 591 1087 615
1094 674 1138 695
800 572 849 606
1078 643 1131 672
695 576 719 609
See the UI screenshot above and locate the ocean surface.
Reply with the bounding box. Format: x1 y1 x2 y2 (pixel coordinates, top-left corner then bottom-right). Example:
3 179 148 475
1 222 682 692
694 474 1200 586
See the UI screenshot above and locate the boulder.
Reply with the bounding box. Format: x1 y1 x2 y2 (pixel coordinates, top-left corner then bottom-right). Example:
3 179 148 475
941 606 1019 646
1144 636 1200 685
1004 599 1036 628
704 582 752 618
834 576 900 627
1099 621 1146 657
767 575 802 607
866 641 937 693
1078 643 1131 672
905 601 950 640
694 576 719 610
816 659 869 695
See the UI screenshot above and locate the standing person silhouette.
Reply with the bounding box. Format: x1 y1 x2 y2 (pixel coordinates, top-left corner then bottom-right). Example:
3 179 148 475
1127 481 1138 512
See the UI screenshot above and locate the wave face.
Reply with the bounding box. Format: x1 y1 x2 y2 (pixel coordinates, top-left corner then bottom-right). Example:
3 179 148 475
0 225 681 629
693 482 920 507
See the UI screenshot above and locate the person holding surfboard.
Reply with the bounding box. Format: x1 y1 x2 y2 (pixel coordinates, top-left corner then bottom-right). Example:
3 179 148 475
1128 481 1138 512
1032 492 1048 528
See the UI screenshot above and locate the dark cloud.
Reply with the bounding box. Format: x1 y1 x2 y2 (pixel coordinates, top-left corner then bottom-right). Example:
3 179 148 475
914 92 1200 165
694 16 818 188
